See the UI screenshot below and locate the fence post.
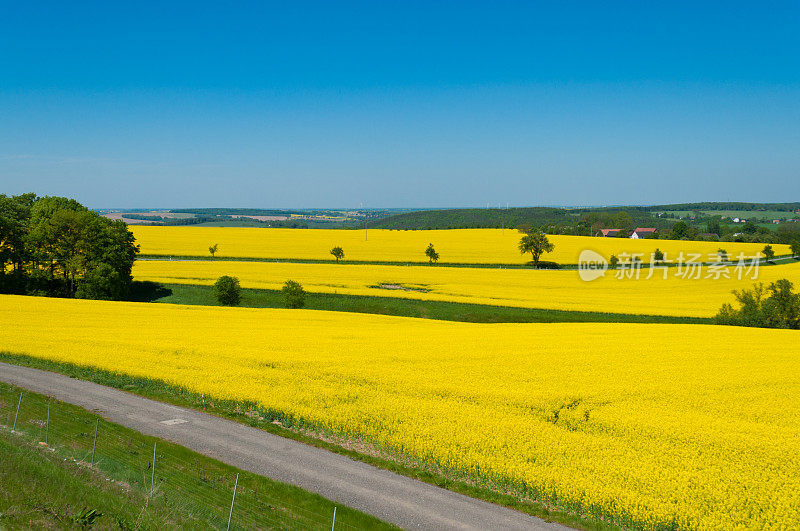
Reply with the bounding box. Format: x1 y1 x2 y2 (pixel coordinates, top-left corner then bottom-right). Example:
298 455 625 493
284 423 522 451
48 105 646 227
151 442 157 496
11 392 22 432
45 401 50 444
90 418 99 466
331 506 337 531
227 473 239 531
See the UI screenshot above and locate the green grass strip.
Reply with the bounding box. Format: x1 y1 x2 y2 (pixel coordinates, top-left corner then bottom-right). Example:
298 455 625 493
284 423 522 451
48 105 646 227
136 282 713 325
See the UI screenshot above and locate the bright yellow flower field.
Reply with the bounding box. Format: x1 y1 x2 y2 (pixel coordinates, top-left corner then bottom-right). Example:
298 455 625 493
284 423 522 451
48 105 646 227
133 259 800 318
130 226 787 264
1 295 798 529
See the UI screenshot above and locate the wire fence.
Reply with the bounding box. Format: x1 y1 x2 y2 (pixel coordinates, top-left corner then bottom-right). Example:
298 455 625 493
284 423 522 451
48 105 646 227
0 382 370 530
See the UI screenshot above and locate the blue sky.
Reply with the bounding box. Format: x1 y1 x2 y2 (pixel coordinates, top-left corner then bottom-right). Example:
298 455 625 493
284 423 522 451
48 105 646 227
1 2 799 208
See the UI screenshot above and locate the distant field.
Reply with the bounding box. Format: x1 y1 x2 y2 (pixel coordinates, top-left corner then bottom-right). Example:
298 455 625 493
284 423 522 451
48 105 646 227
3 295 799 529
130 226 788 265
133 258 800 317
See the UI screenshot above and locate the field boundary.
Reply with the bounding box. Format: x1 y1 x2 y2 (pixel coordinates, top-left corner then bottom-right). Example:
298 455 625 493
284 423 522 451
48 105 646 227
137 253 799 269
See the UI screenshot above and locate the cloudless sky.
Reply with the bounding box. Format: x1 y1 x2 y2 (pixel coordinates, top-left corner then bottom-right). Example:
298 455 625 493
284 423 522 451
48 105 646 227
1 1 799 208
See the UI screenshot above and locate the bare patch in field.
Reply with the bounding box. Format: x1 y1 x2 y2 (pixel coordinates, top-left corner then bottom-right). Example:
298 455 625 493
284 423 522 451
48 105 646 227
372 283 431 293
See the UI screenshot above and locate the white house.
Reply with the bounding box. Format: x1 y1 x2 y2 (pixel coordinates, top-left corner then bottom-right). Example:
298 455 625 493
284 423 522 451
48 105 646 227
630 227 657 239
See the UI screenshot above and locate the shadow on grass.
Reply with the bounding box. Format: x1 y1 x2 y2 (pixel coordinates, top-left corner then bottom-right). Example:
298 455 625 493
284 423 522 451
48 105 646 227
127 281 173 302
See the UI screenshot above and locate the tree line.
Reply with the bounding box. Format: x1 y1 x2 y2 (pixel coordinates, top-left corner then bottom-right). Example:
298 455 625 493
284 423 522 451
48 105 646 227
0 193 139 300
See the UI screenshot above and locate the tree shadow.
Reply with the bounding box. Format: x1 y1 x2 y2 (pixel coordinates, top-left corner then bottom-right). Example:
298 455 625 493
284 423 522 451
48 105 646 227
127 281 172 302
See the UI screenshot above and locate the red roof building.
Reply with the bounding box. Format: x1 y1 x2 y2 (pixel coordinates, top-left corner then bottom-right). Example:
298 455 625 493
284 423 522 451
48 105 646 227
630 227 657 239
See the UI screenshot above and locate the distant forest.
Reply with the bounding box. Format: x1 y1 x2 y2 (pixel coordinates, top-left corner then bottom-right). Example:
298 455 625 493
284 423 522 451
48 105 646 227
651 202 800 212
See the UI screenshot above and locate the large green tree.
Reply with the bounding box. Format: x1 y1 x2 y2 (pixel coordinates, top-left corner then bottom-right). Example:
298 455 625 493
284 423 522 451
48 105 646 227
518 233 555 268
0 193 139 299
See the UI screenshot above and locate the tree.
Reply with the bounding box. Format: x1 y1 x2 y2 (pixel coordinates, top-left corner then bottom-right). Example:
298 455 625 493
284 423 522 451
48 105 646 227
330 246 344 262
707 219 722 237
425 243 439 264
75 263 125 300
0 194 34 293
668 221 691 240
762 244 775 262
20 195 138 299
609 255 619 269
742 222 759 234
282 279 306 308
718 249 728 262
652 248 664 263
518 233 554 268
209 243 219 258
213 275 241 306
763 279 800 328
715 279 799 329
791 240 800 259
614 211 633 230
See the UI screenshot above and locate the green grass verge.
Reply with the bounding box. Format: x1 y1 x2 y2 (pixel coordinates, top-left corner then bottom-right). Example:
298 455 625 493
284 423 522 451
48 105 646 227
140 282 713 325
0 378 393 530
0 428 183 529
138 254 550 268
0 352 619 531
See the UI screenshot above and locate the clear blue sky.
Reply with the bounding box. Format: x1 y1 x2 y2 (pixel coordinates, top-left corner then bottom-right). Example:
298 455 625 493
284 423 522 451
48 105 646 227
1 1 799 208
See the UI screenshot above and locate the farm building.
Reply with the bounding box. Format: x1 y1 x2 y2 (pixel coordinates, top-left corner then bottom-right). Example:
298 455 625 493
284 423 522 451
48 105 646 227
630 228 657 239
599 229 623 237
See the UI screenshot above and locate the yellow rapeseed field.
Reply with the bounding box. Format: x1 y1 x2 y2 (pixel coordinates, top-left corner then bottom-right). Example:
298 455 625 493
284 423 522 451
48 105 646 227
133 259 800 317
1 295 798 528
130 226 788 264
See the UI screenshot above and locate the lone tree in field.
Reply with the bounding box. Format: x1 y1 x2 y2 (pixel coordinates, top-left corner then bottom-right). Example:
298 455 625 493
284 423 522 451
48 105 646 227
792 240 800 259
209 243 219 258
718 248 728 262
330 246 344 262
425 243 439 264
653 248 665 263
762 244 775 262
609 254 620 269
518 232 554 268
282 280 306 308
213 275 240 306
